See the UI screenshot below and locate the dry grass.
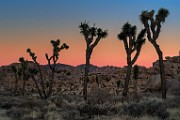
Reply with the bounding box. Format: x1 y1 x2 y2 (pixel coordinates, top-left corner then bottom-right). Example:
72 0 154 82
0 89 179 120
167 108 180 120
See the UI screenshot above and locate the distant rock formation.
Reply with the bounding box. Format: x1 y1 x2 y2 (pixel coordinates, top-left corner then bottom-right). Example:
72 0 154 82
0 55 180 95
165 56 180 63
147 55 180 93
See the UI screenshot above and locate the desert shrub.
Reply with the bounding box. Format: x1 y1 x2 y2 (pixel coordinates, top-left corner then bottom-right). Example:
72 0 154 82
0 97 20 109
123 103 144 117
18 99 46 109
22 116 35 120
44 111 62 120
62 109 80 120
88 88 111 104
123 100 169 119
169 86 180 96
167 108 180 120
50 95 63 107
165 96 180 108
6 108 30 120
78 103 110 119
0 102 13 109
63 94 79 103
143 100 169 119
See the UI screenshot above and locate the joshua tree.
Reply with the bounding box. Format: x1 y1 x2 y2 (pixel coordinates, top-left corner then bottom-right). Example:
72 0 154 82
45 39 69 97
118 22 146 97
11 65 22 94
79 21 108 100
27 39 69 99
140 8 169 99
19 57 30 95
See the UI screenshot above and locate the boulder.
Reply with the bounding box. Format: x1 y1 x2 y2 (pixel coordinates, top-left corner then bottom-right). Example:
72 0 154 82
167 75 180 95
148 74 162 91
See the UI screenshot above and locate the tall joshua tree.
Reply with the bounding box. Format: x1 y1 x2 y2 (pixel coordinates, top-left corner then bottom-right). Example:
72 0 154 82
45 40 69 97
19 57 30 95
118 22 146 97
79 22 108 100
27 39 69 99
11 65 22 94
140 8 169 99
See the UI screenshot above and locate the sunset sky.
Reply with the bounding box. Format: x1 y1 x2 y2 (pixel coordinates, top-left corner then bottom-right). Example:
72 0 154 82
0 0 180 67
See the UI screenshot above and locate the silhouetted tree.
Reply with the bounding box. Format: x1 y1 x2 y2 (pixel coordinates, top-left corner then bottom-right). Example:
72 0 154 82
19 57 30 95
27 39 69 99
140 8 169 99
45 39 69 97
118 22 146 97
79 21 108 100
11 65 22 94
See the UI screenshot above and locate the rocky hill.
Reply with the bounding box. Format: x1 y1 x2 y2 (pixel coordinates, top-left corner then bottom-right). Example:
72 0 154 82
0 55 180 96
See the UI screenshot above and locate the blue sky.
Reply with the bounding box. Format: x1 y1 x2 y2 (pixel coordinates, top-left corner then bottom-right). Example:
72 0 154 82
0 0 180 66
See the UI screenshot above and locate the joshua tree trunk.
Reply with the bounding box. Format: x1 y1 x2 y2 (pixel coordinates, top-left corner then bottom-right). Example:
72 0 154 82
83 49 91 101
152 42 166 99
48 71 55 98
31 75 43 99
36 63 47 99
123 54 132 96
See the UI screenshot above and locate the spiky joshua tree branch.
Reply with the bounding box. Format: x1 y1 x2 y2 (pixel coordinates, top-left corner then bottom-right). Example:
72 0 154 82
27 39 69 99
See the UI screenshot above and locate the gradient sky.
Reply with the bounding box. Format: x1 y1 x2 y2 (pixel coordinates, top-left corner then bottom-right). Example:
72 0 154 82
0 0 180 67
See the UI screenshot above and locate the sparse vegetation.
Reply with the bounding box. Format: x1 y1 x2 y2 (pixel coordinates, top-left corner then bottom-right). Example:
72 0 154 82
0 6 179 120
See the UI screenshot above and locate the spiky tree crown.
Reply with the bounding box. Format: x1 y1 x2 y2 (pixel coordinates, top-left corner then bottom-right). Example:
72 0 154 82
156 8 169 23
118 22 137 40
118 22 146 49
19 57 28 68
140 8 169 24
27 48 37 62
49 39 69 59
19 57 25 63
136 29 146 46
79 21 108 40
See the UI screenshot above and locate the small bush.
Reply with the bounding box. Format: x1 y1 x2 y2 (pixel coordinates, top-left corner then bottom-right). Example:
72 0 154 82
88 88 111 104
62 110 80 120
78 103 109 119
166 96 180 108
0 102 13 109
123 103 144 117
6 108 29 120
18 99 46 109
123 100 169 119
